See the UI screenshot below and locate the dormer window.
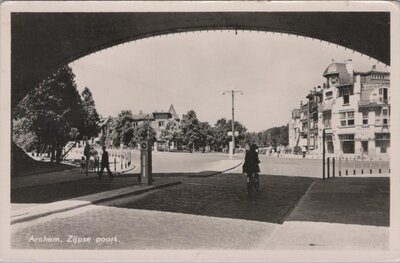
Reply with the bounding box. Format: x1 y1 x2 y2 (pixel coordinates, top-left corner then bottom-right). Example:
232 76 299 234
330 76 338 84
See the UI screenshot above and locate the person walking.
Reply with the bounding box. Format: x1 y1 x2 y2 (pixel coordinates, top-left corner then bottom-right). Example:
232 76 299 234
83 141 91 176
98 146 113 180
242 144 261 189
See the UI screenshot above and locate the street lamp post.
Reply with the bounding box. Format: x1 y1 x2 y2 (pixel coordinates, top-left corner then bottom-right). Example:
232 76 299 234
223 90 243 159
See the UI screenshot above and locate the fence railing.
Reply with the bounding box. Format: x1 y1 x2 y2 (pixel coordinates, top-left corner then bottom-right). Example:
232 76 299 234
323 156 390 179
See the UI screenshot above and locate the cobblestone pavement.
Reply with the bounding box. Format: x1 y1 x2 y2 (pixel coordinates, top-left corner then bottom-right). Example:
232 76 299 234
11 173 316 249
112 174 316 224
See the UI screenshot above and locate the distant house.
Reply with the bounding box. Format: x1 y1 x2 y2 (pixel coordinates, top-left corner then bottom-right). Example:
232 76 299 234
97 104 180 149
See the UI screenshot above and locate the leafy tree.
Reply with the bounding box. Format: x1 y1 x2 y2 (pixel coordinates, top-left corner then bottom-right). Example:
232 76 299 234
12 117 38 152
211 118 247 151
133 121 156 145
180 110 202 152
81 87 100 138
198 121 213 152
160 120 181 150
13 65 84 163
114 110 134 146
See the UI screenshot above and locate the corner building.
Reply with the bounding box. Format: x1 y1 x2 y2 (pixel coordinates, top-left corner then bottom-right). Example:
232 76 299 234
289 60 390 158
320 60 390 157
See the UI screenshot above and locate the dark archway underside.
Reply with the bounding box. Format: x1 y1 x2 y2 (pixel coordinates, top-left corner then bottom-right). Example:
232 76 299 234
11 12 390 107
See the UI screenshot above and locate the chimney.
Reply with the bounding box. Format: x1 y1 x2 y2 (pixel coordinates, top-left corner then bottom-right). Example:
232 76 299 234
139 110 143 115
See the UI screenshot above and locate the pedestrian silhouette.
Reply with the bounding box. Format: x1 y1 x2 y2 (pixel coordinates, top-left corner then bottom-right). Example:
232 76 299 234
98 146 113 180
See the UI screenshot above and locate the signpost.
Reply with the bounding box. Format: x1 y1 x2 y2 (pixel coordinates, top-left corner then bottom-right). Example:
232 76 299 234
140 140 153 185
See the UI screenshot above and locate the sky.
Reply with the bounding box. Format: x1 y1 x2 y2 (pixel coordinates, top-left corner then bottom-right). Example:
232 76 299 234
70 30 390 132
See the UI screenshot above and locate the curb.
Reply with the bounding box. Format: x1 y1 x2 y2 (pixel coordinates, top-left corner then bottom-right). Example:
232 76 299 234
11 181 181 225
279 180 318 224
188 160 243 177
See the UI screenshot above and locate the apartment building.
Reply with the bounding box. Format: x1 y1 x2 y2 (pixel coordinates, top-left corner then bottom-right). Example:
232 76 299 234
289 60 390 157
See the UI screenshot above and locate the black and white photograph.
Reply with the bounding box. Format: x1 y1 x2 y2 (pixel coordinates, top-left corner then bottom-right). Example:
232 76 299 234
1 1 399 261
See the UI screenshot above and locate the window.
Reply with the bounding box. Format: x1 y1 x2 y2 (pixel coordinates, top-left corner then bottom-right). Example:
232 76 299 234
375 133 390 154
339 134 355 154
340 111 355 127
338 87 353 105
382 108 389 125
323 112 332 128
325 91 333 100
158 121 165 127
362 111 368 125
375 133 390 140
378 88 388 103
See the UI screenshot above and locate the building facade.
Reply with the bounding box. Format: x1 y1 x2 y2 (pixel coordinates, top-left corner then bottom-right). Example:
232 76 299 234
289 60 390 157
98 104 180 149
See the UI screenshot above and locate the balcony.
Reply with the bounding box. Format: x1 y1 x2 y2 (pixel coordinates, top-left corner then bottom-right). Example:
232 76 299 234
309 102 318 113
319 100 334 112
358 98 389 109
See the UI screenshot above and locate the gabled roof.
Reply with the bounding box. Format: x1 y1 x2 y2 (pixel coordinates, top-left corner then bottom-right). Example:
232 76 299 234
168 104 179 120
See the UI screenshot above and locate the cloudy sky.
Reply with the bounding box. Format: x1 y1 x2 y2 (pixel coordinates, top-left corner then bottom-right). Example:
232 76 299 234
70 30 389 132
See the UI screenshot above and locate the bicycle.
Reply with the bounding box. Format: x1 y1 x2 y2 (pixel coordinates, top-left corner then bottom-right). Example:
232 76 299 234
245 172 260 197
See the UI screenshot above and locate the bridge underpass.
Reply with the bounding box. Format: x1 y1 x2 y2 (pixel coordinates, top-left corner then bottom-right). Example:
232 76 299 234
11 12 390 107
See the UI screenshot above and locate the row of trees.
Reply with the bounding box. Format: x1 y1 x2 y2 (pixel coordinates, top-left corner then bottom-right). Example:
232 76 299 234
243 125 289 148
13 66 100 163
109 108 288 152
108 109 247 152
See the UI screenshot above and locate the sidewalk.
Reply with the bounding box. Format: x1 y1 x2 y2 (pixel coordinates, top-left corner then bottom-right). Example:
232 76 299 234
257 176 390 250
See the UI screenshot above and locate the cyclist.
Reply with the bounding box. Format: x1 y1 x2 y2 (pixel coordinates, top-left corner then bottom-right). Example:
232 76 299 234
243 144 261 192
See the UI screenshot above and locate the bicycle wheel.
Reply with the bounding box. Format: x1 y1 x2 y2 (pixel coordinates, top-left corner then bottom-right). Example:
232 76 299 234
247 173 256 197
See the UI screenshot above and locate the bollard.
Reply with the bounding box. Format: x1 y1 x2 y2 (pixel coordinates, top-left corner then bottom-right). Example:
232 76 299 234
379 158 382 174
339 157 342 176
333 157 335 178
323 154 326 180
327 157 330 179
353 157 356 175
370 157 372 174
361 157 364 174
346 158 348 176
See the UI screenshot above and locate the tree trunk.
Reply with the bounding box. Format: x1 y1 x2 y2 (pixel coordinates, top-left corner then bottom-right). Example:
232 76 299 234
50 142 56 162
55 141 62 163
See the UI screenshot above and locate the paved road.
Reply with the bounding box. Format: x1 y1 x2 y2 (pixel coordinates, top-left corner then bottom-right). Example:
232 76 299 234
131 151 242 173
11 173 316 249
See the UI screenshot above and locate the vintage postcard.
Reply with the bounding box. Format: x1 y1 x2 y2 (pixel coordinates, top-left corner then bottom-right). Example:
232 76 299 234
0 0 399 261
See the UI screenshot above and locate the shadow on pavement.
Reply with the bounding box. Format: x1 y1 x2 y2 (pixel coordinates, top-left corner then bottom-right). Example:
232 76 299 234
107 174 317 224
287 177 390 227
11 174 140 203
11 173 200 204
